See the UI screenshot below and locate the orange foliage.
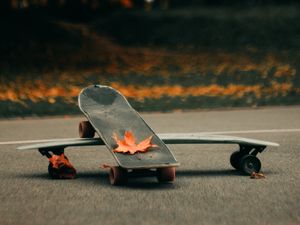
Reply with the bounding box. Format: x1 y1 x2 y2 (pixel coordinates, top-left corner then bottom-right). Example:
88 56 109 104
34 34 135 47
0 46 297 104
0 81 296 103
113 131 158 154
274 65 296 78
111 83 265 99
270 82 292 97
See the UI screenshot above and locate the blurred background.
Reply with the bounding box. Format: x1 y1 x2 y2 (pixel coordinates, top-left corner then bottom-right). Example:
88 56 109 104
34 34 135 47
0 0 299 117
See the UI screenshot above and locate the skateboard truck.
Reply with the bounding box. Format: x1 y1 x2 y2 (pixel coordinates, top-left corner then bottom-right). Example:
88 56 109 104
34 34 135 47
230 144 266 175
101 164 176 185
38 148 77 179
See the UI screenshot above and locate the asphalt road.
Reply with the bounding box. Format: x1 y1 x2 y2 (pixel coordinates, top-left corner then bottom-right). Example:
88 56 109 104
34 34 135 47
0 107 299 225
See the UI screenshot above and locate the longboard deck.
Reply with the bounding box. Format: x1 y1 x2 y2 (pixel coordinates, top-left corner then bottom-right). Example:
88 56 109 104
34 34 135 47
78 85 179 169
17 134 279 151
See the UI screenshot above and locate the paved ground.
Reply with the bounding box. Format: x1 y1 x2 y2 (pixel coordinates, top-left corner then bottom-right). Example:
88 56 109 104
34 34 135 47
0 106 299 225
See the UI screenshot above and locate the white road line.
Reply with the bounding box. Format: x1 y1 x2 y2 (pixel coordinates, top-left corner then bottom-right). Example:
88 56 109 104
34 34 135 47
0 128 300 145
0 138 85 145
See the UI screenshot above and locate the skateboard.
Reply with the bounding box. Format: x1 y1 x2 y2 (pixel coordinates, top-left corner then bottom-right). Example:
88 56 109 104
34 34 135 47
78 85 179 184
18 133 278 177
17 85 280 184
17 134 279 150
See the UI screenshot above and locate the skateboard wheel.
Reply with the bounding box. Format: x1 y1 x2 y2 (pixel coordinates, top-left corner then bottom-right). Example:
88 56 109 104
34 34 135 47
109 166 128 185
238 155 261 175
48 163 59 179
156 167 176 183
230 151 243 170
79 121 95 138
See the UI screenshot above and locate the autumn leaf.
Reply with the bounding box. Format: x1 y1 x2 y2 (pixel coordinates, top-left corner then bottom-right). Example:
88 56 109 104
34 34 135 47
48 153 74 169
48 153 77 179
250 172 266 179
113 130 158 154
101 163 113 169
123 130 136 146
136 135 155 153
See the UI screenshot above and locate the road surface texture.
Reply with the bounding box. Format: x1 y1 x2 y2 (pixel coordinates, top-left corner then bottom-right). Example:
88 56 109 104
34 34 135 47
0 107 299 225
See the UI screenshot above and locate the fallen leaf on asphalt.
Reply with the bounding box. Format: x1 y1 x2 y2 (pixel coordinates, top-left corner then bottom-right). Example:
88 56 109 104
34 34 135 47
100 163 113 169
250 172 266 179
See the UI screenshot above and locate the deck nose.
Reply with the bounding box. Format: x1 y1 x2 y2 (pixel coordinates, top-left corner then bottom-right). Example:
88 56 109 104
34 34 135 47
79 85 118 106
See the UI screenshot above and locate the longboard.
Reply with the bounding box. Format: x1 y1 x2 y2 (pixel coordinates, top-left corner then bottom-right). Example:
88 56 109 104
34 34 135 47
17 134 279 151
17 133 279 177
78 85 179 169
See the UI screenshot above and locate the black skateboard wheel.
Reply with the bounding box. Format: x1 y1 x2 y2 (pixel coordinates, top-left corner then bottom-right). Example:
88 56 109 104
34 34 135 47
48 163 59 179
238 155 261 175
156 167 176 183
109 166 128 185
79 121 95 138
48 162 77 179
230 151 243 170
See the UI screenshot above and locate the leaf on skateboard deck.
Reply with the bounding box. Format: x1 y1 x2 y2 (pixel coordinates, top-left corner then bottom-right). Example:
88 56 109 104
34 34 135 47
113 131 158 155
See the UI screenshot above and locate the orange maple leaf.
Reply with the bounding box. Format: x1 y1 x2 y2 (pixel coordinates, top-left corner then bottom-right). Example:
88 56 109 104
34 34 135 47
48 153 74 169
113 131 158 154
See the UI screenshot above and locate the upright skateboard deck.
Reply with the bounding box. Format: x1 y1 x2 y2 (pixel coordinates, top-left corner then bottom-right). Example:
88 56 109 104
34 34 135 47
78 85 179 169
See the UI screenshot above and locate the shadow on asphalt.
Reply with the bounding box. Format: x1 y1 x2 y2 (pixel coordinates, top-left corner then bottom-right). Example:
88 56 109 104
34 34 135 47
176 169 240 177
12 169 276 190
77 171 177 190
12 168 250 189
15 169 246 180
